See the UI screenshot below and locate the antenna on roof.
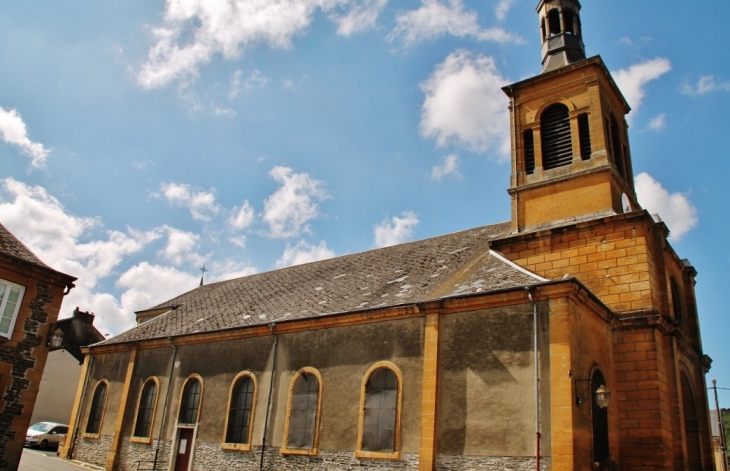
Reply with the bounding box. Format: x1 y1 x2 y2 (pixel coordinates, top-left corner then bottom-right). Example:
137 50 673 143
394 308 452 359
199 264 207 286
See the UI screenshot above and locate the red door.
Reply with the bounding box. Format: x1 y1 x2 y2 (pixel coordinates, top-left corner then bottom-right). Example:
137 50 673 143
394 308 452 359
174 428 195 471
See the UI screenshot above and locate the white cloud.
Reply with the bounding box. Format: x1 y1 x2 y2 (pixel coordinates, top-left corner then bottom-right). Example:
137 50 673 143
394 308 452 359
263 166 329 238
208 259 258 282
159 226 205 267
0 178 161 334
420 50 510 158
117 262 199 319
0 106 50 169
612 58 671 116
330 0 388 36
495 0 514 22
431 154 460 181
228 200 256 230
373 211 419 248
647 113 667 132
682 75 730 96
158 182 220 221
389 0 521 46
635 172 697 241
229 69 270 100
276 240 336 268
136 0 348 89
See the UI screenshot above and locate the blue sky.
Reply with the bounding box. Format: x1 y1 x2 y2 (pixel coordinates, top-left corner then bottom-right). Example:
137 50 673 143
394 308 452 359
1 0 729 400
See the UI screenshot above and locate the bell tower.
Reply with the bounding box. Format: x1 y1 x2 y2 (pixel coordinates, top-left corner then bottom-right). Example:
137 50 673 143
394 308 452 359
502 0 640 233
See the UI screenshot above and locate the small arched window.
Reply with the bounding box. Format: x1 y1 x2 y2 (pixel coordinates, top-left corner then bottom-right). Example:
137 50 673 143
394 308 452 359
578 113 591 160
671 277 683 324
283 369 322 454
85 381 109 436
541 103 573 169
133 378 158 441
523 129 535 174
224 373 256 447
178 377 202 425
591 369 609 465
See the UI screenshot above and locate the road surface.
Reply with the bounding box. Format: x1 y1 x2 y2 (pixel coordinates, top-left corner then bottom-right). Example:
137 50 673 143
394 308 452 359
18 448 101 471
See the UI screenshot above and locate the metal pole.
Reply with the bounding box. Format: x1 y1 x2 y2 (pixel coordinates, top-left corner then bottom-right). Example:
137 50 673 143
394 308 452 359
713 379 728 471
528 289 540 471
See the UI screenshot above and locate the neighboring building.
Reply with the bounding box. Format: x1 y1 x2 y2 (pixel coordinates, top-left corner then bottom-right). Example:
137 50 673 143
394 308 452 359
0 222 76 470
709 410 728 471
30 309 105 426
60 2 714 470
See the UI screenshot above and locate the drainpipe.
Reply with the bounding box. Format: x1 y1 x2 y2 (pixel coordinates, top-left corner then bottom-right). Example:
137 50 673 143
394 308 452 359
154 338 177 471
528 288 541 470
260 324 279 471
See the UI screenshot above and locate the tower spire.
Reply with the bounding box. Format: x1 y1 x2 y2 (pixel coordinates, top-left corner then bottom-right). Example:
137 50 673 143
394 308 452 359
537 0 586 73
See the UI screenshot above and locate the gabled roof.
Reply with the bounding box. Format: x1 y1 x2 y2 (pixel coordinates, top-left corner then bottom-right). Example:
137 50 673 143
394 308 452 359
102 222 548 346
0 222 50 268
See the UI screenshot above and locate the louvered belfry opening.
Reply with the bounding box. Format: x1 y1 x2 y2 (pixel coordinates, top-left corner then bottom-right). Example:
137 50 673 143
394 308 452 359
523 129 535 174
578 113 591 160
541 104 573 169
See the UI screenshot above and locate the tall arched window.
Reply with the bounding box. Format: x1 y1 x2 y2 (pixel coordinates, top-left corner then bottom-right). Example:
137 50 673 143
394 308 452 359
541 103 573 169
283 368 322 454
85 380 109 436
132 378 158 441
670 277 684 324
681 372 704 470
523 129 535 174
223 373 256 449
548 9 561 36
563 8 575 34
178 377 202 425
356 363 403 459
609 114 625 178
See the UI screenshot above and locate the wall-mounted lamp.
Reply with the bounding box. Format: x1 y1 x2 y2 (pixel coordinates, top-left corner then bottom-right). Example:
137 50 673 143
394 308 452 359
575 379 610 408
46 325 64 350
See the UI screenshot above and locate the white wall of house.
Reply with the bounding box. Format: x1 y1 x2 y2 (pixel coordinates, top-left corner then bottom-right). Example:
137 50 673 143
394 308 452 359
30 350 81 426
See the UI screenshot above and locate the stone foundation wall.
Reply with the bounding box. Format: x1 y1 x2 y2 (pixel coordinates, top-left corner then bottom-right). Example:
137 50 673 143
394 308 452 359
188 443 419 471
118 439 172 471
71 434 113 468
437 455 551 470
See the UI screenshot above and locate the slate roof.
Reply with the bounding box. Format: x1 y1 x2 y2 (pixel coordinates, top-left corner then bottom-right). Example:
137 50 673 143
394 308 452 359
102 222 549 346
0 221 51 269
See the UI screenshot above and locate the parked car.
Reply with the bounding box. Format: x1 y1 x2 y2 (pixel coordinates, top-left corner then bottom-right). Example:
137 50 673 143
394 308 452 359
25 422 68 449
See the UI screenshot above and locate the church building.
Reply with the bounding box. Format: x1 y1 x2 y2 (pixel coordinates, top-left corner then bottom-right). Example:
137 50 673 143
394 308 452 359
60 1 714 470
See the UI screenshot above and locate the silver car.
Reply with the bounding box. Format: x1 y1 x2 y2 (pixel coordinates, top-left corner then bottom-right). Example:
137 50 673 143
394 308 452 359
25 422 68 449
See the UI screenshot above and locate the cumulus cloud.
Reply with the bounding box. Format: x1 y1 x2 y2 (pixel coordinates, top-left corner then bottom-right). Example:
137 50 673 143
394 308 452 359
647 113 667 132
612 58 671 116
389 0 520 46
420 50 510 158
373 211 419 248
330 0 388 36
635 172 697 241
431 154 460 181
276 240 336 268
159 226 205 267
0 106 50 169
228 200 256 230
495 0 515 22
136 0 352 89
0 178 162 334
158 182 220 221
263 166 329 238
682 75 730 96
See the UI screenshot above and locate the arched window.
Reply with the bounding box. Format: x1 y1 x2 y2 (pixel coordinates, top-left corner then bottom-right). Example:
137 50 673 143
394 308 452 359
283 368 322 454
132 378 158 441
178 377 202 425
223 373 256 448
681 372 704 470
591 370 609 465
548 9 561 36
541 104 573 169
356 363 403 459
578 113 591 160
671 277 683 324
563 8 575 34
85 381 109 436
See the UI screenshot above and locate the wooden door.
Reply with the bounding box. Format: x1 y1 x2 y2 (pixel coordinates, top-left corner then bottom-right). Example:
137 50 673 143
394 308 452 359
174 428 195 471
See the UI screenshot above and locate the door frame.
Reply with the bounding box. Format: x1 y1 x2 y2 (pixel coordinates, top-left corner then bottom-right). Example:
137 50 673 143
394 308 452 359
169 422 199 471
